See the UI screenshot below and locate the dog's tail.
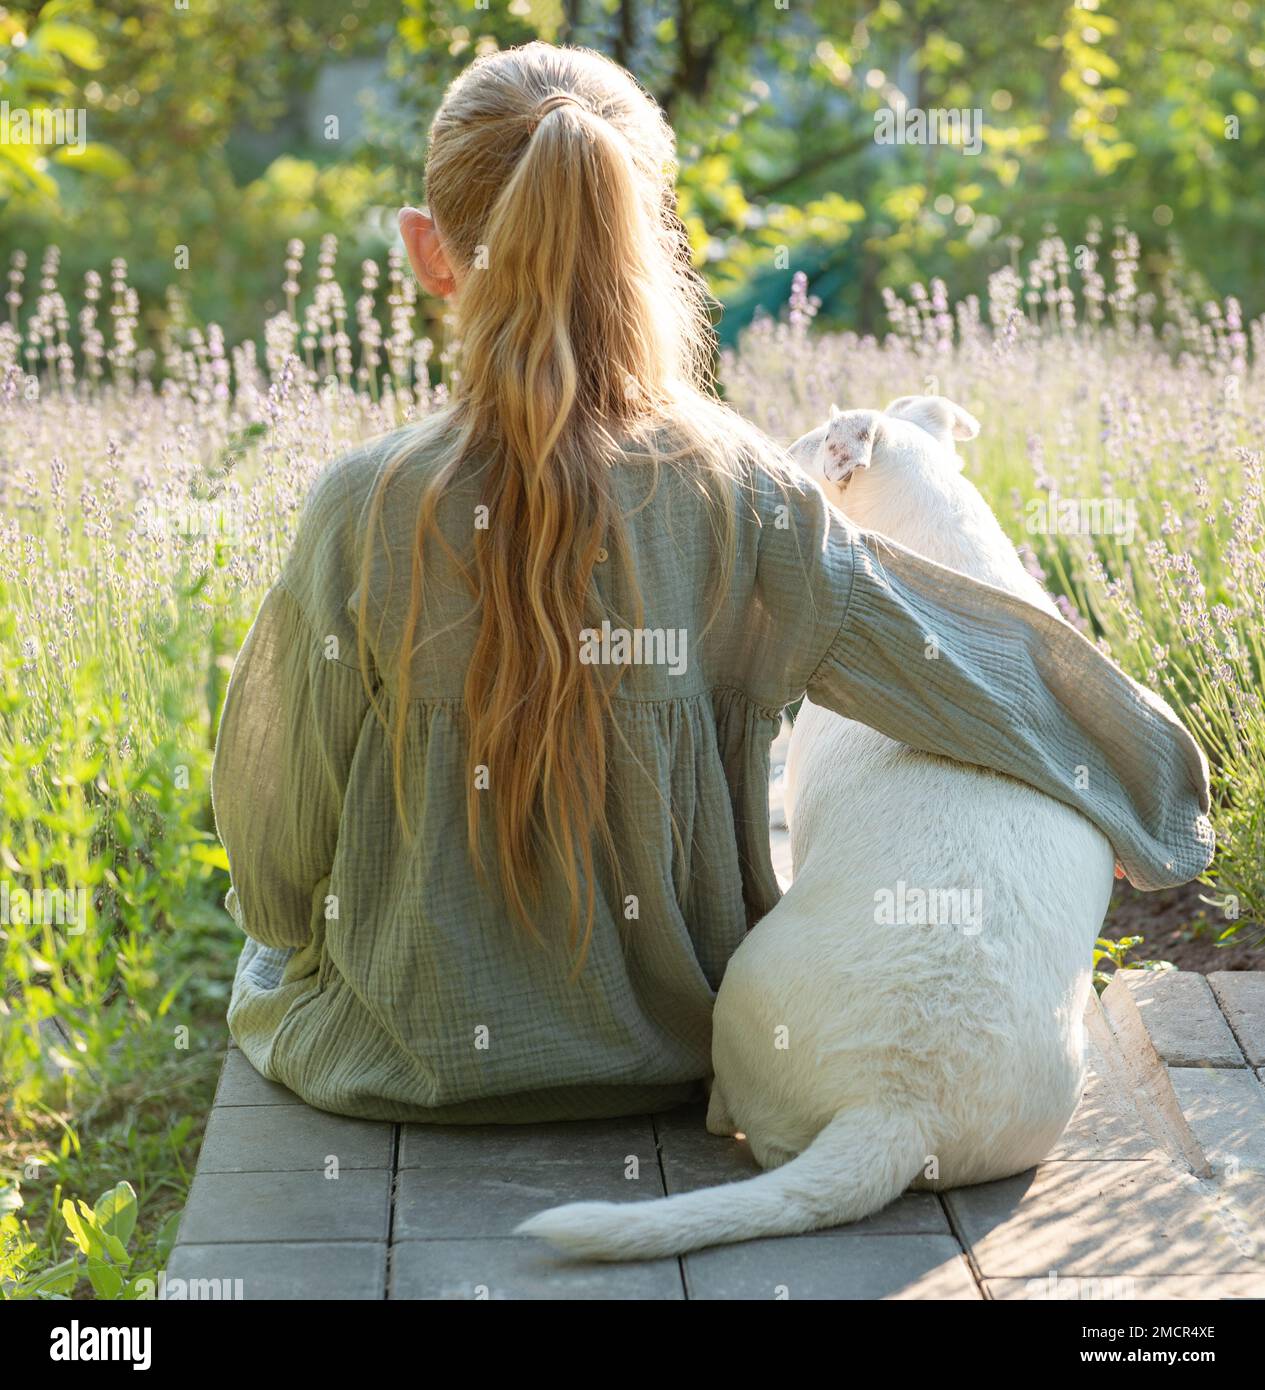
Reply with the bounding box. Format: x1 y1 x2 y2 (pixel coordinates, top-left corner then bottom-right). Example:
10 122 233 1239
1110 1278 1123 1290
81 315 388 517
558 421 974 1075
514 1105 927 1262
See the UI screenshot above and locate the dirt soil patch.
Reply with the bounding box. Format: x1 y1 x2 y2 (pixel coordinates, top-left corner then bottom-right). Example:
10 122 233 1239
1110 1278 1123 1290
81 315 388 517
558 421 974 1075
1102 879 1263 974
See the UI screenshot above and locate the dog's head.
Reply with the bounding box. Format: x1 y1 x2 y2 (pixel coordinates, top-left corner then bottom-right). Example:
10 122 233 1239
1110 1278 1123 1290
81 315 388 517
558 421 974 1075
791 395 981 517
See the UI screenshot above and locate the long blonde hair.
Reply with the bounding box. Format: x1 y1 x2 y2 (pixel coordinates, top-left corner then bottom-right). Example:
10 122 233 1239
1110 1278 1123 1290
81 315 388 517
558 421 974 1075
360 42 772 970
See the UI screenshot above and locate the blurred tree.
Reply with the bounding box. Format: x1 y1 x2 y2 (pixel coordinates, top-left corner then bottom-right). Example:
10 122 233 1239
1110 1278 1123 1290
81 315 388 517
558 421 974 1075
0 0 128 201
1 0 1261 344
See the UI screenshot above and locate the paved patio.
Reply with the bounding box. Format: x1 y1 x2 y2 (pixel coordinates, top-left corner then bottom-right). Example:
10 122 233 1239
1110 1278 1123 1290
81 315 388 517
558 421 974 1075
168 967 1265 1299
169 728 1264 1298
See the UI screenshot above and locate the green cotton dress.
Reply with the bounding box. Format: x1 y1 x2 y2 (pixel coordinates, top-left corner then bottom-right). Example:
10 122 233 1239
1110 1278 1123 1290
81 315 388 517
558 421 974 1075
211 423 1214 1124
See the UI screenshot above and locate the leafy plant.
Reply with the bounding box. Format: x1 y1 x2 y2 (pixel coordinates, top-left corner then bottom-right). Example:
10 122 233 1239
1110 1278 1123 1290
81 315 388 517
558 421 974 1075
1092 935 1172 991
1 1178 179 1299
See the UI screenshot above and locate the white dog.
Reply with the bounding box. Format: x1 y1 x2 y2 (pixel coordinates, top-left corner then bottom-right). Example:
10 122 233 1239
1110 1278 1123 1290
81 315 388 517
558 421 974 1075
518 396 1114 1259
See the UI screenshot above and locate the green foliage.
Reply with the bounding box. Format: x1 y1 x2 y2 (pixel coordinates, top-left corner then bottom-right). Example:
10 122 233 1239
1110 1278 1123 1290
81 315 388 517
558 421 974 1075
2 1176 181 1299
1092 936 1169 991
0 429 243 1298
0 0 127 202
0 576 229 1115
3 1 1263 341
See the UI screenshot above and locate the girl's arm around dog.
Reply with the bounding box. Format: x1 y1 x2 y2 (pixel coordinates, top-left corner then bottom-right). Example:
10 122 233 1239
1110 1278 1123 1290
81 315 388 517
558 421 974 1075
768 477 1214 892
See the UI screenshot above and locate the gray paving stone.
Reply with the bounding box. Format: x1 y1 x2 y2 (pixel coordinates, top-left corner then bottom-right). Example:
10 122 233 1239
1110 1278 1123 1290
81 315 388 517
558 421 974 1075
684 1234 980 1300
1169 1066 1265 1176
399 1116 655 1170
987 1274 1265 1300
177 1168 391 1244
840 1193 950 1235
390 1238 684 1300
196 1102 393 1173
946 1160 1261 1276
654 1098 735 1140
1199 1173 1265 1257
184 1029 1265 1299
1113 970 1244 1067
656 1137 764 1189
1208 972 1265 1067
1096 979 1214 1176
213 1049 303 1107
394 1163 666 1240
1046 1034 1162 1160
655 1102 760 1182
166 1241 386 1300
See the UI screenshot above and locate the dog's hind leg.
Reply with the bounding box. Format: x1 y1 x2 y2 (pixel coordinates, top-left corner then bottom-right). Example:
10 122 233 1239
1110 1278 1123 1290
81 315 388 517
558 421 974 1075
705 1077 736 1135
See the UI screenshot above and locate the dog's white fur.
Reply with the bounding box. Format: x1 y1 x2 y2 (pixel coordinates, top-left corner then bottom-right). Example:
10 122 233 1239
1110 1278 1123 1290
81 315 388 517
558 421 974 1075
517 396 1114 1260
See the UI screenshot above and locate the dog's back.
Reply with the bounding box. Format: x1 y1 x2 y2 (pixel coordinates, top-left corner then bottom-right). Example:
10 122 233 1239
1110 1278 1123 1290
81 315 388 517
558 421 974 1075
751 699 1112 1187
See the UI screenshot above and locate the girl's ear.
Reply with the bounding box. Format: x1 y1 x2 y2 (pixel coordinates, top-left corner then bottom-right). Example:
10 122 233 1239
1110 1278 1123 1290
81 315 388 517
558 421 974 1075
399 207 457 298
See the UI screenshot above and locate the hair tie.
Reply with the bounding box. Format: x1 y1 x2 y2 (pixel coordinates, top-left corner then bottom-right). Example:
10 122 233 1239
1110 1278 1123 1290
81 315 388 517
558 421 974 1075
529 92 587 131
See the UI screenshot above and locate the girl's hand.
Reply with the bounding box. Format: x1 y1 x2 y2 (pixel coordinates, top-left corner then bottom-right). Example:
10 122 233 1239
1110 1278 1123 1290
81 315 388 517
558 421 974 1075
1114 861 1126 881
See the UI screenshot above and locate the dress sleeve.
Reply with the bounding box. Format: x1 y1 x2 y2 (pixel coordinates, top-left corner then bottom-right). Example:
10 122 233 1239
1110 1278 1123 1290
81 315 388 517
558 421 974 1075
210 580 371 948
804 517 1214 892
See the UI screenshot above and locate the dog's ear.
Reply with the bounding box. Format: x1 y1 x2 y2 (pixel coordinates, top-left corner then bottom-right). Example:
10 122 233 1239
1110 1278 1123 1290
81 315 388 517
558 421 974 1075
885 395 980 446
944 398 981 441
823 408 883 485
787 423 828 473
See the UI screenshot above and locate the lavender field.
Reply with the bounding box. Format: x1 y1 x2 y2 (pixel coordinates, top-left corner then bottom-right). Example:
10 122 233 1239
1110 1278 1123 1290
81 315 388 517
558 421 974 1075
1 231 1262 1295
